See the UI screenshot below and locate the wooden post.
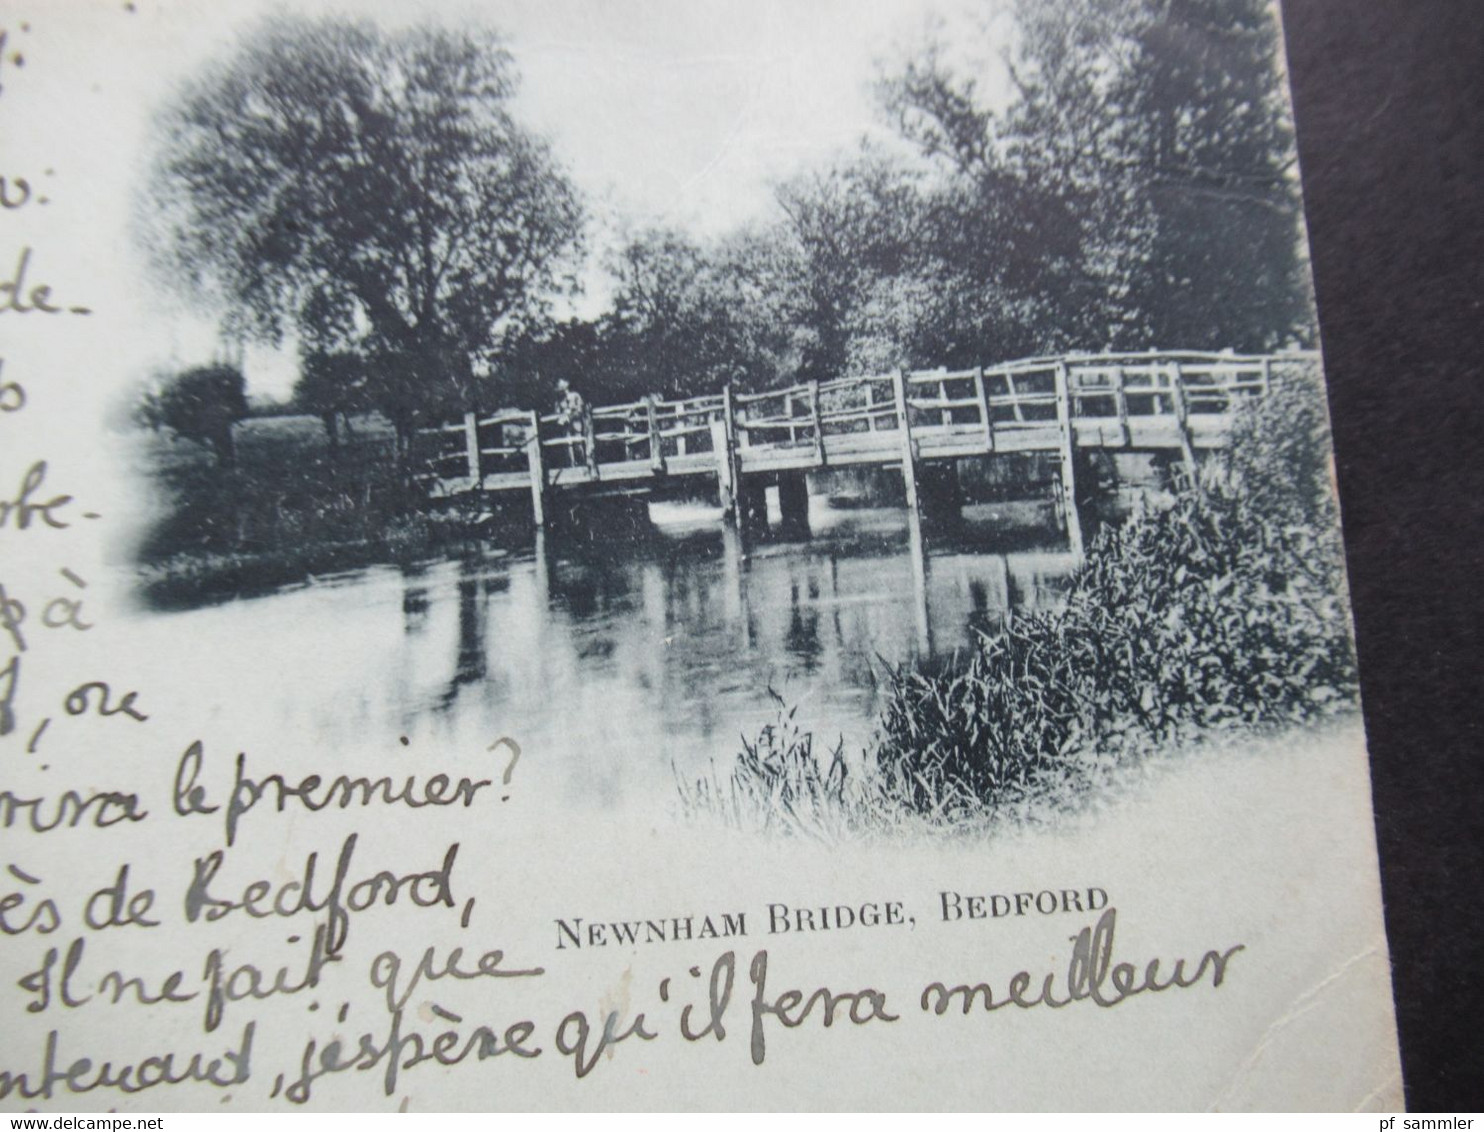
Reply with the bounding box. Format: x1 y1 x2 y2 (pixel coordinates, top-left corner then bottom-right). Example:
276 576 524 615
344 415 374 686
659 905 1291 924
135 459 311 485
809 378 826 467
1054 362 1086 562
1006 371 1025 422
1170 362 1201 496
778 473 810 538
710 417 733 512
1260 357 1273 398
906 500 932 656
727 384 747 460
974 365 994 452
526 411 546 527
1113 366 1131 446
724 384 742 493
463 410 481 488
892 368 922 525
646 395 666 474
581 404 598 479
532 528 552 603
717 384 745 532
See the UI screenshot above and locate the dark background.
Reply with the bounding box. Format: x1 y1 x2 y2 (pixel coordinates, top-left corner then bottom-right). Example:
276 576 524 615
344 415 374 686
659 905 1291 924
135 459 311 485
1283 0 1483 1112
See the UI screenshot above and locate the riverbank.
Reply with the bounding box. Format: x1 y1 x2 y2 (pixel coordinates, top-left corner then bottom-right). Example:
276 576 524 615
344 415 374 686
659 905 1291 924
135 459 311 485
131 413 478 609
687 367 1357 835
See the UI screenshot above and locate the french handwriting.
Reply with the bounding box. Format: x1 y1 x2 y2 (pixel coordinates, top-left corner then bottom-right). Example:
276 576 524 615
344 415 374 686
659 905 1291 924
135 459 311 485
0 358 23 413
0 569 98 652
918 908 1245 1015
0 460 89 532
172 741 495 848
0 169 52 210
0 247 92 316
184 834 462 959
0 864 62 936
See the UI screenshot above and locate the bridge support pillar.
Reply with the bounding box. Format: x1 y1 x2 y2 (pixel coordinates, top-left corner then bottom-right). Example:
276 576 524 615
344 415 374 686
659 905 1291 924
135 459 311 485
463 411 482 487
918 462 964 529
737 478 768 541
526 411 546 528
892 368 923 527
710 417 737 516
777 472 811 538
1170 362 1202 498
1053 362 1087 562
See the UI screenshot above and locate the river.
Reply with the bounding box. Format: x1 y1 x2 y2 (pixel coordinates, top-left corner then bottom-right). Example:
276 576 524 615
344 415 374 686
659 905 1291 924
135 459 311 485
127 495 1078 811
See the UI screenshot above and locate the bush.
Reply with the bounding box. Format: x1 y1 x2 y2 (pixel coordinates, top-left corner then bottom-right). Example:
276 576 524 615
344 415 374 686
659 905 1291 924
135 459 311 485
692 361 1359 832
158 364 249 466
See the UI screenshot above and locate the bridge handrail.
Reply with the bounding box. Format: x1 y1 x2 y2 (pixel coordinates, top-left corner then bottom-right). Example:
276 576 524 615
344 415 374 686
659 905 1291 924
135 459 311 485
476 409 535 428
817 404 899 426
416 348 1318 493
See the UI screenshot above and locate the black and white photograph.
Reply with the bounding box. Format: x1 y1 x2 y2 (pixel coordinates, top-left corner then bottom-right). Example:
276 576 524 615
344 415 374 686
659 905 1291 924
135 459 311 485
119 0 1352 831
0 0 1416 1113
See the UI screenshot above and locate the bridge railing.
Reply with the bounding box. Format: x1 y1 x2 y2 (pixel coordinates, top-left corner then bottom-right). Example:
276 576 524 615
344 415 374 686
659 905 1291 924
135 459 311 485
412 408 540 489
416 350 1315 492
531 392 728 475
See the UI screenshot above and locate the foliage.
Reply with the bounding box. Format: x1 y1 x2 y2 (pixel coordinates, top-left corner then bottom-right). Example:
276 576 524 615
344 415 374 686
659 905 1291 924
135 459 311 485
132 412 470 609
878 0 1311 355
679 700 864 840
488 319 606 411
295 349 368 446
149 16 583 442
873 475 1354 814
625 0 1311 399
770 158 931 380
156 364 249 466
596 227 798 399
689 365 1357 835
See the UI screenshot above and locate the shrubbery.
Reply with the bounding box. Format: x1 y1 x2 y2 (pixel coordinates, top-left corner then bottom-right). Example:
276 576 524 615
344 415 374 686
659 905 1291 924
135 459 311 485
689 363 1358 833
132 414 463 609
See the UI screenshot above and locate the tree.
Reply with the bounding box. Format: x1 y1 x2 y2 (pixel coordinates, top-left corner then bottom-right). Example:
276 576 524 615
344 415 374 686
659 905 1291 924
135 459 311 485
878 0 1310 353
599 228 794 399
158 365 249 467
489 318 605 411
294 349 367 449
149 16 584 459
771 158 930 380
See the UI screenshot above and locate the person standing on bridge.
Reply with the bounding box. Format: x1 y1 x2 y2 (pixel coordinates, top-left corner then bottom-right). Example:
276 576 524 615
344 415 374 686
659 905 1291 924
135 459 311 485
553 377 587 467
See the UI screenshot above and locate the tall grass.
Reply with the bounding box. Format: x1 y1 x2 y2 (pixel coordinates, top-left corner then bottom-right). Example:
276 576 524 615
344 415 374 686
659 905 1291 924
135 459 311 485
683 364 1358 835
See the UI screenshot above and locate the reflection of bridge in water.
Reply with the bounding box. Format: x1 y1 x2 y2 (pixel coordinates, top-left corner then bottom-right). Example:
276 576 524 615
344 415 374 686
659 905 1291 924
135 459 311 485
416 350 1313 565
426 521 1082 712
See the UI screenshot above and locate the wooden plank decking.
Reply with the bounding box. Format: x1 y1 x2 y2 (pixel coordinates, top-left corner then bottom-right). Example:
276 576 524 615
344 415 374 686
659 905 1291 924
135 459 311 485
414 351 1314 534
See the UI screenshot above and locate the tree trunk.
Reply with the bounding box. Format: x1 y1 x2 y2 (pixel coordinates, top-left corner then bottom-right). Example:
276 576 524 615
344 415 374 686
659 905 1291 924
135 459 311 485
213 423 237 469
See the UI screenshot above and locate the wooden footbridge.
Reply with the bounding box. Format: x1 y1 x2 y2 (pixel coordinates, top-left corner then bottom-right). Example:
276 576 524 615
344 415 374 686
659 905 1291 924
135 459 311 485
415 350 1312 556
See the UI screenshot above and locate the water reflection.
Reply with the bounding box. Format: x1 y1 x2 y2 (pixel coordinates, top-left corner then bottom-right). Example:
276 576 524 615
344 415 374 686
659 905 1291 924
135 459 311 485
138 498 1077 809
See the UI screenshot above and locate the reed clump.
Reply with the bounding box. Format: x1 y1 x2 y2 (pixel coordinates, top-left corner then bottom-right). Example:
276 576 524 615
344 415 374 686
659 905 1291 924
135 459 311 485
687 364 1357 835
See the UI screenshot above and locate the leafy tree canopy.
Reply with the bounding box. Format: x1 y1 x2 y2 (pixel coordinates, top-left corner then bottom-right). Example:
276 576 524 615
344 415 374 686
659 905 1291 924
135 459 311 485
158 364 249 465
149 16 584 431
878 0 1311 353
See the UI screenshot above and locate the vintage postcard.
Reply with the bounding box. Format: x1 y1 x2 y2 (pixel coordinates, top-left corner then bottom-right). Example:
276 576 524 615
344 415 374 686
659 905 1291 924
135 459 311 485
0 0 1402 1111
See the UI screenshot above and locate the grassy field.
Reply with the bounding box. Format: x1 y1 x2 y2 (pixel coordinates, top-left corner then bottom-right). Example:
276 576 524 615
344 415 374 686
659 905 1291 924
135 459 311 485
132 412 469 609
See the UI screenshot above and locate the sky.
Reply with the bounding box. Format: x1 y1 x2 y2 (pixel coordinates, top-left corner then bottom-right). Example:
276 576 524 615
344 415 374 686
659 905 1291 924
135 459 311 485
491 0 999 237
8 0 1014 399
